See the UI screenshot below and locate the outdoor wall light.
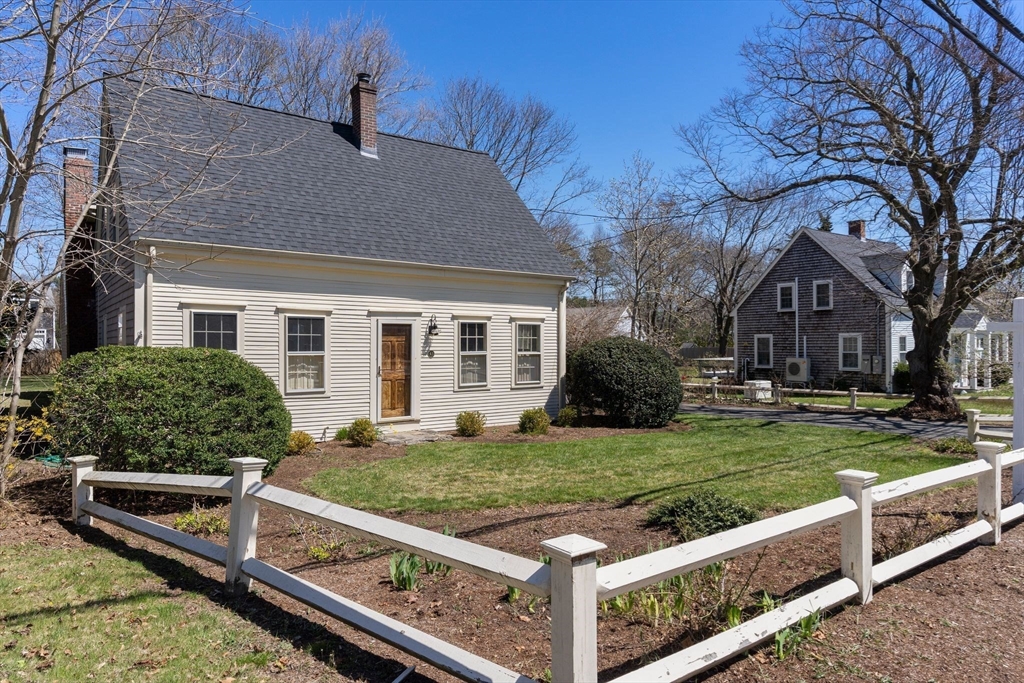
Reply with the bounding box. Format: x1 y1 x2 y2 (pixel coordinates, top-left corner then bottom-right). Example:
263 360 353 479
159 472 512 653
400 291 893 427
427 314 439 336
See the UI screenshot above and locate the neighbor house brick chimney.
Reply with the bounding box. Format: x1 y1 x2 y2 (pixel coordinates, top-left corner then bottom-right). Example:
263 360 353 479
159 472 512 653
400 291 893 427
847 219 866 241
63 147 93 235
350 72 378 158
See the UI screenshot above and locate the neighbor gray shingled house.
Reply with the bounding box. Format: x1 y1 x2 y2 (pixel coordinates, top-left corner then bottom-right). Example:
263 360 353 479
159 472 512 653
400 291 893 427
734 221 1008 392
67 76 575 435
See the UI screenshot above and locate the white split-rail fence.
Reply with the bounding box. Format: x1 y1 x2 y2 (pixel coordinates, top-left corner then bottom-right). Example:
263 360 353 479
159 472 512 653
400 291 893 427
69 434 1024 683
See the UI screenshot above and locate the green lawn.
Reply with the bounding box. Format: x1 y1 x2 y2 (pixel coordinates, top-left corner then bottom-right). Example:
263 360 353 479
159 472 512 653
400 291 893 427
788 393 1013 414
307 415 964 513
0 542 287 681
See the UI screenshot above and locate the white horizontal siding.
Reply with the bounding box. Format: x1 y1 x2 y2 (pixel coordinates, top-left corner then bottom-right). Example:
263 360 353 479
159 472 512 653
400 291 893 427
891 313 914 369
148 250 563 436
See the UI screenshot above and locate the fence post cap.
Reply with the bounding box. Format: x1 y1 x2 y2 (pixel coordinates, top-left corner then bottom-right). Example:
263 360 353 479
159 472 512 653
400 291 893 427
965 408 982 416
541 534 606 561
68 456 99 465
835 469 879 488
974 441 1007 458
229 457 268 473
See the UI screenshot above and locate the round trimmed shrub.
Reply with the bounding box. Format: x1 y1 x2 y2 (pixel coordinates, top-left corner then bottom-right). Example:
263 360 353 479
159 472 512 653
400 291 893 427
567 337 683 428
556 405 579 427
287 431 317 457
646 489 760 541
348 418 377 447
51 346 290 476
518 407 550 435
455 410 486 437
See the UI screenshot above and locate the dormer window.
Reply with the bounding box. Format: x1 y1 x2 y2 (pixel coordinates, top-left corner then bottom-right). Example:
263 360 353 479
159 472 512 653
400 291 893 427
777 282 795 312
813 280 832 310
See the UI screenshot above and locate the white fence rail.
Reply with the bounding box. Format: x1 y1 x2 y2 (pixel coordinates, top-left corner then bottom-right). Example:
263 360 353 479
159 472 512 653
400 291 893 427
69 439 1023 683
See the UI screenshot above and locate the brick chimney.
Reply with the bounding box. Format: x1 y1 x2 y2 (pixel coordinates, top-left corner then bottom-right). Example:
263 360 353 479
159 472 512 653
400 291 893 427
63 147 93 235
350 72 378 158
847 219 866 241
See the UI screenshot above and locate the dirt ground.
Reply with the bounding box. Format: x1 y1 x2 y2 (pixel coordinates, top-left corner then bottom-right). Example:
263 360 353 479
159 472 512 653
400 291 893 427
4 434 1023 683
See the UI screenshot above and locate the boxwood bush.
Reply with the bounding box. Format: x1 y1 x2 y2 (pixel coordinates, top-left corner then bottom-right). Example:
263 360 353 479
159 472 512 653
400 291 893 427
567 337 683 428
51 346 291 476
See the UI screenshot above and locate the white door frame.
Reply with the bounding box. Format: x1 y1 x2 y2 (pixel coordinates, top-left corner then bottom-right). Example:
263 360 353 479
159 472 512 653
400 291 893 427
370 313 422 424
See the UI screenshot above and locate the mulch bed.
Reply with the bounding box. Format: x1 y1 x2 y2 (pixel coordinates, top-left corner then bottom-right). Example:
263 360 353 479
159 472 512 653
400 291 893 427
3 426 1022 682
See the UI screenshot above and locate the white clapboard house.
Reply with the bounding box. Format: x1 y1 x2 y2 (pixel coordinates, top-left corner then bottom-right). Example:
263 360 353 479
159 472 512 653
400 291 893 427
63 75 574 435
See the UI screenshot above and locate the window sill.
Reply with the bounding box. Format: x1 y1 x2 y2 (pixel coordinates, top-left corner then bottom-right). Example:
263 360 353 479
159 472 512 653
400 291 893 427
777 308 795 313
754 365 773 370
455 385 490 392
511 382 544 390
813 307 833 311
285 389 329 398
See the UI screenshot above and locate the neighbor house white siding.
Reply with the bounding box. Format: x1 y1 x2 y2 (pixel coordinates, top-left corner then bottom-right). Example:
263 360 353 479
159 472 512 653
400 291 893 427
891 312 914 368
144 245 566 436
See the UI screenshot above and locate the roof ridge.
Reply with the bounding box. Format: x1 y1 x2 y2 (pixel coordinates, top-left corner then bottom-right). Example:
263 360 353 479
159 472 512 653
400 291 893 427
109 76 488 156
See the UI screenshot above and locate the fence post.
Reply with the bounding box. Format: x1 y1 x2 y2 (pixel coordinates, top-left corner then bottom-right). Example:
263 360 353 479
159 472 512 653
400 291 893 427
711 380 719 402
975 441 1007 545
69 456 98 526
225 457 267 596
836 469 878 604
849 387 857 410
966 409 981 443
541 533 606 683
774 384 782 405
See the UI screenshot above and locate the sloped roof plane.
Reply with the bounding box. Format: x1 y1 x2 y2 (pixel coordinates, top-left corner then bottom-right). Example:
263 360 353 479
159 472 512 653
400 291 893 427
103 79 574 278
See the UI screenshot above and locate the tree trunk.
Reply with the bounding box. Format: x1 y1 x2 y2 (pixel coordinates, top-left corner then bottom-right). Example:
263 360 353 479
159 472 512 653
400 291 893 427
902 317 961 418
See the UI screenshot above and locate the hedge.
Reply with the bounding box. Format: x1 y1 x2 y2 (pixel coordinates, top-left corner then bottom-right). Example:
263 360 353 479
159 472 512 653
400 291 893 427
51 346 291 476
567 337 682 428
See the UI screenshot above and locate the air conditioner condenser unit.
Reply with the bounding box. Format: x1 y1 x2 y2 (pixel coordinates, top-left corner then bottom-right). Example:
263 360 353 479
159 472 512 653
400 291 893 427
786 357 810 382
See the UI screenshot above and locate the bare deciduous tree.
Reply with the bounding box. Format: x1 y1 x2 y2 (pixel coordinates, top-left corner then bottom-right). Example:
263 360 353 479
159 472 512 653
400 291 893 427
0 0 272 499
601 153 697 347
688 0 1024 416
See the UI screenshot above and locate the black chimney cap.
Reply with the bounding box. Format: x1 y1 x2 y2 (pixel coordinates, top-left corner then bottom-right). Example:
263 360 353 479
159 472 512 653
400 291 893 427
63 147 88 158
356 72 372 83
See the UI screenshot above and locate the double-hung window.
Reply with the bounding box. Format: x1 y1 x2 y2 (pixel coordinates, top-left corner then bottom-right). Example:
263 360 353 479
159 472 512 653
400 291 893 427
839 334 862 371
514 323 542 385
286 316 326 391
813 280 832 310
754 334 773 368
899 335 907 362
777 282 795 312
192 312 238 350
459 322 488 388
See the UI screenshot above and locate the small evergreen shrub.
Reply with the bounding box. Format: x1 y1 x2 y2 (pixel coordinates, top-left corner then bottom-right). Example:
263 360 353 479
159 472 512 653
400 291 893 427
930 436 975 455
334 426 349 441
647 489 760 541
455 410 486 437
892 361 912 394
51 346 290 476
348 418 377 447
518 407 550 435
567 338 682 428
556 405 579 427
287 431 316 457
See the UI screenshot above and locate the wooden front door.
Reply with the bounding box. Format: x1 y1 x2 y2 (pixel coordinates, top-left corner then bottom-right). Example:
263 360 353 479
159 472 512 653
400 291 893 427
380 324 412 418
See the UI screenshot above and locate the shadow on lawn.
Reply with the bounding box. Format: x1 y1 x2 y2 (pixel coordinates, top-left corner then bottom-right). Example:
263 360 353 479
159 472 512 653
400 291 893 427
63 521 435 683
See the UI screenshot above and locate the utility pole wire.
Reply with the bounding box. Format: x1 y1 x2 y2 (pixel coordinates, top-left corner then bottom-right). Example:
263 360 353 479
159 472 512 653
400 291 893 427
917 0 1024 81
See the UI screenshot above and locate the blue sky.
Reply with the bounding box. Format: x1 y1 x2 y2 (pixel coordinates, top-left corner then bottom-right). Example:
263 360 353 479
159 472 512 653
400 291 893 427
249 0 782 226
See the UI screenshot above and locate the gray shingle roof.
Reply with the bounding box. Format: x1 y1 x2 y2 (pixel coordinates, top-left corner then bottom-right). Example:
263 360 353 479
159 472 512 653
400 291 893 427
105 80 574 278
805 230 908 306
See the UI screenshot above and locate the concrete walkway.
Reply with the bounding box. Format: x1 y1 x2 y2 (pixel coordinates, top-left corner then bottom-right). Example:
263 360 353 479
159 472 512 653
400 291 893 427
679 403 967 440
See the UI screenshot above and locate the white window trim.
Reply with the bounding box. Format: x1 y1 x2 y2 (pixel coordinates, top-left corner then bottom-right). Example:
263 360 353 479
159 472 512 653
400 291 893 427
777 282 796 312
454 317 491 391
371 313 421 424
812 279 833 311
180 302 246 354
512 320 544 387
839 333 862 372
278 308 332 397
754 334 773 368
117 306 126 345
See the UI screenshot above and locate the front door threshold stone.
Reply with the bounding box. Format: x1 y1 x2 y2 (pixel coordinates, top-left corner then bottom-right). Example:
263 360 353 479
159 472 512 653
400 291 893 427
379 429 453 446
